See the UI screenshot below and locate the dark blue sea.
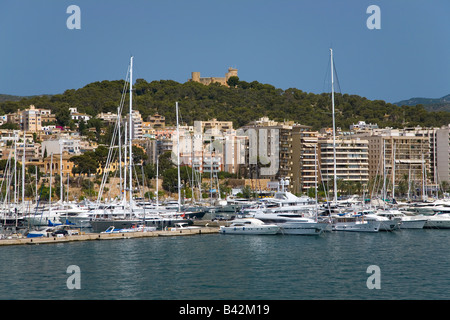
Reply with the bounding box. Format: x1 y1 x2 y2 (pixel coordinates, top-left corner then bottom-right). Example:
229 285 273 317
0 229 449 300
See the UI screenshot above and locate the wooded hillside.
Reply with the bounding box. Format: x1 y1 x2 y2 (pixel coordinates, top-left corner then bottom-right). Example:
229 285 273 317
1 79 449 130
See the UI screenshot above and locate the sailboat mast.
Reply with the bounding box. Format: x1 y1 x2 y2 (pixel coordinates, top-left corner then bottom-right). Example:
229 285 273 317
314 144 318 221
330 48 338 204
60 139 63 203
49 152 53 214
118 105 123 202
67 172 69 203
129 56 133 208
176 101 181 213
14 134 17 207
422 154 426 201
156 155 159 210
22 131 26 209
124 122 127 205
383 140 386 208
191 133 195 203
210 135 213 205
392 141 396 201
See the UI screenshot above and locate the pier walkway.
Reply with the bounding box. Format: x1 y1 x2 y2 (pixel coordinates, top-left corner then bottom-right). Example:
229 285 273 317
0 226 220 246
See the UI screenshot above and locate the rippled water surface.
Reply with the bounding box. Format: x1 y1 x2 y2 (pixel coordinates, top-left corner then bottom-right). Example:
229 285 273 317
0 229 449 300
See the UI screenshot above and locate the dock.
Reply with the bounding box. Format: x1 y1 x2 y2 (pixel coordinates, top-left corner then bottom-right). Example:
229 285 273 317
0 226 220 246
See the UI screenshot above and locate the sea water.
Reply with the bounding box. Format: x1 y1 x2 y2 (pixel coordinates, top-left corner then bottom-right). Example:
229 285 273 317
0 229 449 300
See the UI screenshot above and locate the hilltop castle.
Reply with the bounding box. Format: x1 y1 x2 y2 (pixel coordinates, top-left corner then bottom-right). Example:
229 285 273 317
188 67 238 87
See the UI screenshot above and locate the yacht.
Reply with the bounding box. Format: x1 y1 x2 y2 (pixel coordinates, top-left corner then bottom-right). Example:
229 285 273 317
87 205 188 232
252 211 324 235
168 222 201 231
376 209 426 229
358 210 400 231
405 199 450 215
22 207 63 227
241 191 317 216
331 213 381 232
101 224 157 234
423 212 450 229
219 218 280 235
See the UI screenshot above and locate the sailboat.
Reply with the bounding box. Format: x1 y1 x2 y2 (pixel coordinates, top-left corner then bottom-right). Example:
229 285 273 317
89 56 142 232
326 48 380 232
23 153 64 227
88 58 188 232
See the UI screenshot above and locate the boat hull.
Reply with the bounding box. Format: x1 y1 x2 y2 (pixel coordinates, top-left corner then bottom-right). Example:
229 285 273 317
377 220 399 231
399 219 426 229
90 216 189 233
90 219 141 233
23 215 62 227
278 222 324 235
332 221 381 232
219 225 280 235
424 219 450 229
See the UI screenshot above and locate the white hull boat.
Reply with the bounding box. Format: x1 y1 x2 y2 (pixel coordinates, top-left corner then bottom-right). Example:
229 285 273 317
424 213 450 229
400 219 427 229
23 212 63 227
219 218 280 235
363 213 399 231
253 212 324 235
332 220 381 232
376 209 426 229
168 222 201 232
101 224 156 234
331 214 381 232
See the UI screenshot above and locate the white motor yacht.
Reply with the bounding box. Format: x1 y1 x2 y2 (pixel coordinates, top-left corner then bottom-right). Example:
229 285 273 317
423 212 450 229
376 209 426 229
168 222 201 231
22 209 63 227
219 218 280 235
252 211 325 235
331 213 381 232
405 199 450 215
358 210 400 231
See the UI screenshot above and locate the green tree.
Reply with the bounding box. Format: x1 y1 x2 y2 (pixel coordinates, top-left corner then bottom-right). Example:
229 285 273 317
78 119 87 135
226 76 239 87
158 151 175 172
0 123 20 130
55 108 71 127
70 152 98 176
132 145 146 164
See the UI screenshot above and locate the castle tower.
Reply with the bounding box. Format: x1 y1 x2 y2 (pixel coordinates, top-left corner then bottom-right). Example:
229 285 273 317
191 72 200 82
225 67 238 80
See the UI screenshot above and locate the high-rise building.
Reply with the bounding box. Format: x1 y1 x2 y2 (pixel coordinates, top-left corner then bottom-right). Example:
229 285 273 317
436 125 450 184
318 137 369 188
291 126 319 194
354 128 431 196
22 105 42 132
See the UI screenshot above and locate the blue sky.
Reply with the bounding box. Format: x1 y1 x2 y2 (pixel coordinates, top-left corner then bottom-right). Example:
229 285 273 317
0 0 449 103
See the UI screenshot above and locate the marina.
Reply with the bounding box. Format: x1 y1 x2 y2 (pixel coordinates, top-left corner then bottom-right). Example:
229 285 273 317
1 0 449 305
0 227 449 300
2 196 450 246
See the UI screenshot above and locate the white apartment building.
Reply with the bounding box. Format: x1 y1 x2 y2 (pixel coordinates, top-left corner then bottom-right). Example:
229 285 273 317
318 137 369 185
41 138 82 157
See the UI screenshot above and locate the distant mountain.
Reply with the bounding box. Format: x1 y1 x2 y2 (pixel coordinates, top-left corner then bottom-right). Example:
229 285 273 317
0 93 53 103
395 94 450 112
0 94 26 102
